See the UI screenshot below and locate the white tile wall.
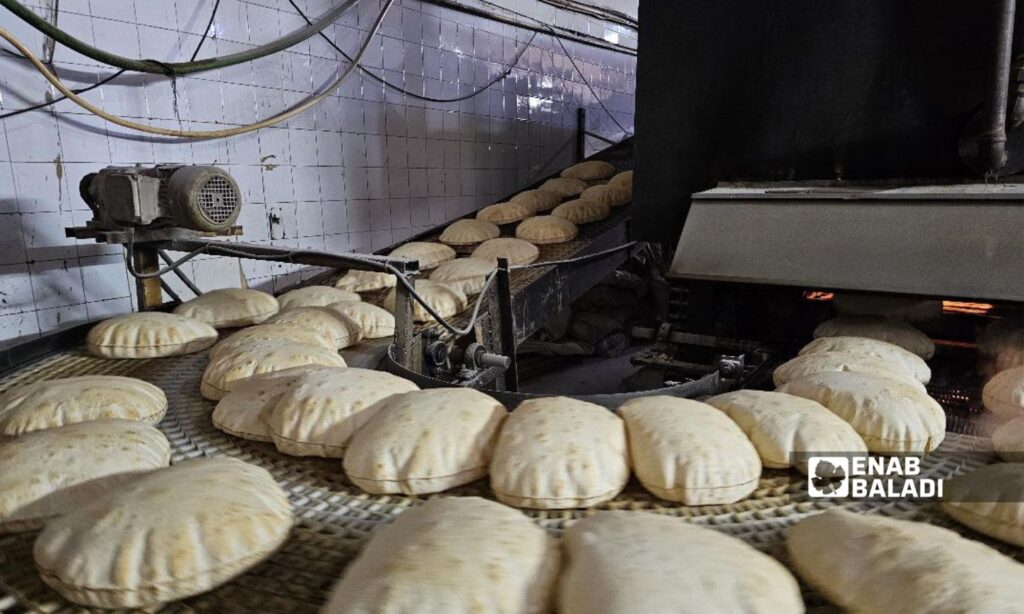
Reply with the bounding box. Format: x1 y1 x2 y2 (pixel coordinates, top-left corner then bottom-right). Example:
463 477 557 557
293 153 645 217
0 0 636 348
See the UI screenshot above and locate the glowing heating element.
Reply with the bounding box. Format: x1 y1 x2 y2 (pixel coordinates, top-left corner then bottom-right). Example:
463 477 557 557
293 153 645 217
804 291 835 301
942 301 994 315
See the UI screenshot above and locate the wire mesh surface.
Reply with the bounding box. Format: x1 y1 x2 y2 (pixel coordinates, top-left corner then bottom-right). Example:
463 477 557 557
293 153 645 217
0 346 1010 612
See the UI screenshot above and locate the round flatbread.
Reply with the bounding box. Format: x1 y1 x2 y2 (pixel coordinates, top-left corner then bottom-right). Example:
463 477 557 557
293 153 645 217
510 189 562 212
983 366 1024 417
209 322 335 360
439 218 500 247
334 269 397 292
388 241 456 270
429 258 497 296
559 512 803 614
800 336 931 384
0 420 170 533
787 510 1024 613
560 160 615 181
618 396 761 505
86 312 218 359
813 315 935 359
540 176 588 198
476 201 533 225
211 365 332 442
608 169 633 189
173 288 279 328
580 183 631 207
978 318 1024 379
706 389 866 471
552 198 611 224
324 301 395 339
268 368 419 458
777 371 946 454
322 498 559 614
991 415 1024 461
773 351 927 391
34 457 292 609
344 388 506 494
200 340 347 400
0 376 167 437
471 237 539 266
490 397 629 509
276 286 360 311
382 280 468 323
265 307 362 349
943 463 1024 547
515 216 579 245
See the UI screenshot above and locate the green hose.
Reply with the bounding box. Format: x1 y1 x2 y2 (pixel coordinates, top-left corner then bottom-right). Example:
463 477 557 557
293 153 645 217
0 0 357 75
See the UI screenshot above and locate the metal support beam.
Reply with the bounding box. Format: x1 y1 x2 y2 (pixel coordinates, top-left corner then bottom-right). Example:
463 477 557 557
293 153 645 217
158 249 202 297
495 258 519 392
576 107 587 161
392 279 418 371
131 246 162 310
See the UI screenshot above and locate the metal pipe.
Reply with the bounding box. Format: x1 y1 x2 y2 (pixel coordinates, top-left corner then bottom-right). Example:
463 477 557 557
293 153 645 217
978 0 1017 174
1009 4 1024 127
158 249 202 297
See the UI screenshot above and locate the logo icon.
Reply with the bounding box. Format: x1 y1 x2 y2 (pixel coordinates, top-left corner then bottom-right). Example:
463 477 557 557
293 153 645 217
807 456 849 498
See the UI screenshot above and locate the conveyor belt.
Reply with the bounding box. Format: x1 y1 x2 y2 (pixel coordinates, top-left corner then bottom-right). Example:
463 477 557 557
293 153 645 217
0 346 1013 612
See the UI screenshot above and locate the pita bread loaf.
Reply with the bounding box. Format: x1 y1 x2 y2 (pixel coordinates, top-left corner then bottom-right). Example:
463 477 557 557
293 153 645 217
773 351 926 391
209 322 335 360
200 340 347 400
978 318 1024 379
476 201 533 225
561 160 615 181
511 189 563 212
0 376 167 437
559 512 803 614
87 312 218 359
943 463 1024 546
490 397 629 509
516 216 579 245
991 415 1024 461
344 388 506 494
800 336 931 384
211 365 331 442
383 280 468 323
814 315 935 358
276 286 360 311
472 237 540 265
608 169 633 189
619 397 761 504
389 241 457 269
439 218 500 247
706 390 866 471
0 420 169 533
334 269 397 292
429 258 497 296
983 366 1024 417
580 183 631 208
541 176 587 198
787 509 1024 613
34 457 292 609
552 198 611 224
265 306 362 349
268 368 419 458
777 371 945 454
173 288 279 328
325 300 395 338
322 497 560 614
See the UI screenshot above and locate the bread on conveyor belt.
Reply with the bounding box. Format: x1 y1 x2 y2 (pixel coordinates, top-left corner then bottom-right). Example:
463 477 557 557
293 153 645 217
777 371 945 454
813 315 935 359
559 512 804 614
209 322 336 360
618 396 761 505
552 198 611 224
515 215 579 245
773 351 927 391
275 285 360 311
334 269 397 292
200 339 347 400
706 389 866 472
787 510 1024 613
323 300 396 338
438 218 500 247
580 183 631 207
608 169 633 189
428 257 497 296
382 279 468 323
476 201 534 225
560 159 616 181
173 288 279 329
0 375 167 436
265 306 362 349
799 336 931 384
943 463 1024 547
86 312 218 359
490 396 629 509
510 188 563 212
388 241 457 270
0 420 169 533
322 497 559 613
33 457 292 609
982 365 1024 417
211 365 330 442
540 176 588 198
344 388 506 494
991 415 1024 461
471 237 539 266
268 367 418 458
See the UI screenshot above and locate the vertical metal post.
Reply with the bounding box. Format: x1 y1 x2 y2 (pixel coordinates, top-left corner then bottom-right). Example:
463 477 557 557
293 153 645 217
131 246 163 310
392 268 418 372
495 258 519 391
576 107 587 162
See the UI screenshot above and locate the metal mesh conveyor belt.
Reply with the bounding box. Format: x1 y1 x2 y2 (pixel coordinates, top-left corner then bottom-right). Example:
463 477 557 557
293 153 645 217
0 349 1015 612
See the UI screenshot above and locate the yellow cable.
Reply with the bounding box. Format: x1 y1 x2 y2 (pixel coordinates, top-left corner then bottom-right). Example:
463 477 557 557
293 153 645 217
0 1 390 138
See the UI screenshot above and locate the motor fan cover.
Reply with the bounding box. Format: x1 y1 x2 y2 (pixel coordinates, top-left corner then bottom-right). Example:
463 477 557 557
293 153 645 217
166 166 241 232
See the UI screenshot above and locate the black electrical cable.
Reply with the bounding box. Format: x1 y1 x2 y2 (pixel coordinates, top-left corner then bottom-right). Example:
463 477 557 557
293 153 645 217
547 32 632 137
0 0 220 120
